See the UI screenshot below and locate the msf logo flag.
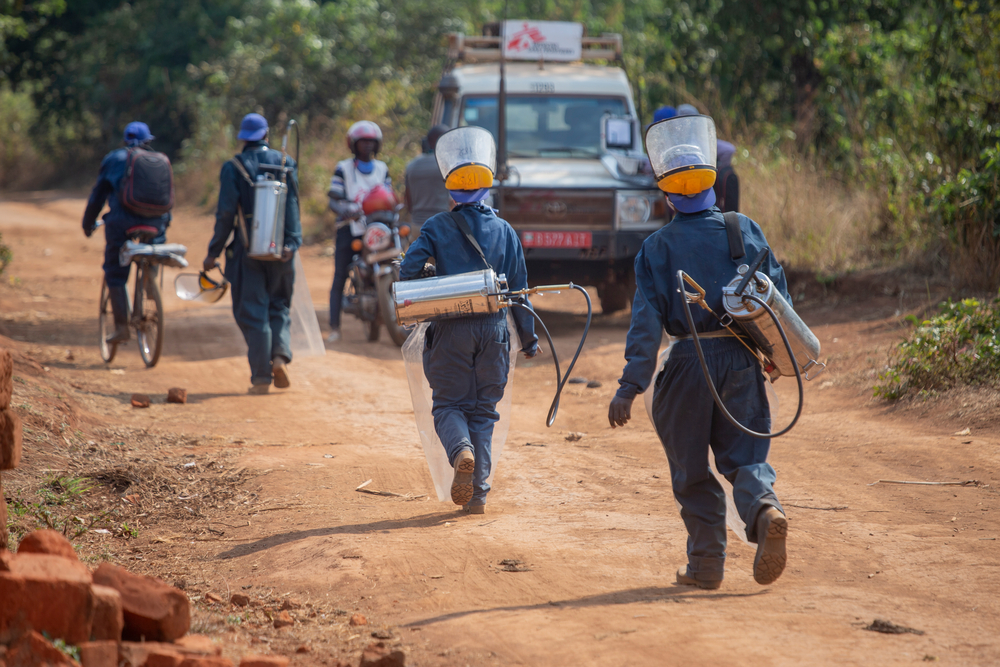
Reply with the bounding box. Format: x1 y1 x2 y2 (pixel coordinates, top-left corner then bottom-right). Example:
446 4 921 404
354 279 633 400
502 20 584 62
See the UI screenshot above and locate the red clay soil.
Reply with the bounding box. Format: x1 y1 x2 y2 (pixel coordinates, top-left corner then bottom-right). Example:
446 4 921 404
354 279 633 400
0 195 998 666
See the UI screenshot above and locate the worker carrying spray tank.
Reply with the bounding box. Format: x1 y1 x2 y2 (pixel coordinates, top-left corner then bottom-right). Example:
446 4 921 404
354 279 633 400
203 112 302 395
398 126 539 514
326 120 393 343
608 112 790 589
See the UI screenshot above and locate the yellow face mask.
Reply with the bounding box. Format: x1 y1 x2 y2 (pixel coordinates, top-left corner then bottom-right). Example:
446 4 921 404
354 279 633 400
199 273 221 290
657 166 717 195
444 163 494 190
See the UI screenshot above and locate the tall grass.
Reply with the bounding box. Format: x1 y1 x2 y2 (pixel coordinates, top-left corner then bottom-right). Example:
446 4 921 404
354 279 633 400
736 146 883 274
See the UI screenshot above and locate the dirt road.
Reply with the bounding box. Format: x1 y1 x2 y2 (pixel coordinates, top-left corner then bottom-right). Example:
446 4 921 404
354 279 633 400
1 194 998 666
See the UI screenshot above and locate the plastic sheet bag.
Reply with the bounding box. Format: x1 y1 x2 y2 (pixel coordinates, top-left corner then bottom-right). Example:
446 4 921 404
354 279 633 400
289 252 325 358
402 313 519 502
642 337 780 546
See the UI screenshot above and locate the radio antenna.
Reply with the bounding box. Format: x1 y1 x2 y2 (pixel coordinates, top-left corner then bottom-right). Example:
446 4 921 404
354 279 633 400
496 0 510 218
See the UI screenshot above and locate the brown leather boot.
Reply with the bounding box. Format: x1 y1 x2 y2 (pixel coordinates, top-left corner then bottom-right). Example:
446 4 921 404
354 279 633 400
676 567 723 590
753 507 788 585
450 450 475 506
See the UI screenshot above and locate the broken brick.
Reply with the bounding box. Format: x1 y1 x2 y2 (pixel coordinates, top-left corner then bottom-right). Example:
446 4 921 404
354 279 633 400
130 394 151 408
17 529 78 561
230 593 250 607
78 640 118 667
239 656 289 667
349 613 367 626
359 642 405 667
0 552 94 644
0 350 12 411
0 408 22 470
272 611 293 629
5 630 79 667
166 388 187 404
92 563 189 642
90 584 124 641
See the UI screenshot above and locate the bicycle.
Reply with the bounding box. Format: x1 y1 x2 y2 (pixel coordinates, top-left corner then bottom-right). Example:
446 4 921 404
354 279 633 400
99 225 188 368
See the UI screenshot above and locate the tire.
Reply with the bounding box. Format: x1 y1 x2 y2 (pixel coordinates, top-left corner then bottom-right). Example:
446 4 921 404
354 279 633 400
598 266 637 314
379 274 410 347
346 265 380 342
99 279 118 364
135 265 164 368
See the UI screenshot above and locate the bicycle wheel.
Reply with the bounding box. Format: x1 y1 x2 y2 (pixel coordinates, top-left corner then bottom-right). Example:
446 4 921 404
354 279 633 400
134 264 164 368
98 279 118 363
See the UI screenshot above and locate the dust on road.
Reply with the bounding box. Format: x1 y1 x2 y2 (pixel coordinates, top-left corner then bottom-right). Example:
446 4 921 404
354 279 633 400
1 194 999 666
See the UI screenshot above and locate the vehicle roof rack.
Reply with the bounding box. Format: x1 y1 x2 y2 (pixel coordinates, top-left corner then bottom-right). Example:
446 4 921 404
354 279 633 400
446 32 623 64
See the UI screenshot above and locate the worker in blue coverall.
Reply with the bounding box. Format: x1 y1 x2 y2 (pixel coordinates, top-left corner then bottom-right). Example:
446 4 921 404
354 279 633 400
608 113 789 589
399 126 538 514
203 113 302 395
82 121 171 344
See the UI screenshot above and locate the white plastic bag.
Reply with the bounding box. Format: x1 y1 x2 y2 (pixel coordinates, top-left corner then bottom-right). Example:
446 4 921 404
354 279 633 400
402 313 519 502
289 252 325 357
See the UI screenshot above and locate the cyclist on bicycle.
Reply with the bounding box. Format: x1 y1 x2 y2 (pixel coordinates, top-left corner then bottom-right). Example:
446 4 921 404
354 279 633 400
82 122 171 345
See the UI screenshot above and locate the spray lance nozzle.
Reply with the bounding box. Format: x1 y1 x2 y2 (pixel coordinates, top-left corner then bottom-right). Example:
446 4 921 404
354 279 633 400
734 247 770 300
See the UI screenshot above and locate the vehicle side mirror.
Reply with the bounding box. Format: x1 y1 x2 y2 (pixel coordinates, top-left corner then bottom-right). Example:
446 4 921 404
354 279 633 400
605 117 633 149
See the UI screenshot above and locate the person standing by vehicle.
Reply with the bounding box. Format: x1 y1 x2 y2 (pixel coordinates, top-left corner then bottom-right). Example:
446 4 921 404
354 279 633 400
608 113 789 589
326 120 392 343
677 104 740 212
202 113 301 395
404 124 452 239
82 122 172 345
399 127 539 514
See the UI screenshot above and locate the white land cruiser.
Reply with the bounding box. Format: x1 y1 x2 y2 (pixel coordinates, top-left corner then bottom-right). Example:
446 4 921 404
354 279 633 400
431 24 669 313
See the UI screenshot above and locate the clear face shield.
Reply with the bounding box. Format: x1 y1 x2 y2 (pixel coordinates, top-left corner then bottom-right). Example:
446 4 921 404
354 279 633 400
645 115 718 195
435 126 496 191
174 271 229 303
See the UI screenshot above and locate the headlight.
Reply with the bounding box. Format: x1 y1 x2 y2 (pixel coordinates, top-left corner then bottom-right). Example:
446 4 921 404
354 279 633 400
616 191 669 229
363 223 392 252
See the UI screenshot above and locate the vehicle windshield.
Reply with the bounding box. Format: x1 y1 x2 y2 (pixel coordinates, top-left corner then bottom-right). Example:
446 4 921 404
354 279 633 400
459 95 628 158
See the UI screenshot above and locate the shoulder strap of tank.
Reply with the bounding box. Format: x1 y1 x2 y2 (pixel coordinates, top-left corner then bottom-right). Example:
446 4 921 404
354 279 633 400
449 210 493 271
723 211 745 260
230 156 255 186
229 157 253 249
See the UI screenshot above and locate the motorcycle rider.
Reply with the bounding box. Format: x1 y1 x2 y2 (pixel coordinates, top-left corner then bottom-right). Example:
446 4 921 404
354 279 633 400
82 121 171 344
326 120 393 343
202 112 302 395
608 113 789 589
404 124 452 238
399 126 539 514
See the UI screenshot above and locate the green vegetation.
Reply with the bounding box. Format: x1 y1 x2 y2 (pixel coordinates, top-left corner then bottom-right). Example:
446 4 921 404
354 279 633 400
6 474 117 542
875 295 1000 400
0 0 997 282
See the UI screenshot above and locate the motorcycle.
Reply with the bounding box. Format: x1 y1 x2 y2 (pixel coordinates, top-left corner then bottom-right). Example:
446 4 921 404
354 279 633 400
340 200 412 346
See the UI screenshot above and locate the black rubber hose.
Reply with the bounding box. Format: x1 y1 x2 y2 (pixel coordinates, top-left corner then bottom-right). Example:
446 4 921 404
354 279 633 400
510 283 593 427
677 270 804 439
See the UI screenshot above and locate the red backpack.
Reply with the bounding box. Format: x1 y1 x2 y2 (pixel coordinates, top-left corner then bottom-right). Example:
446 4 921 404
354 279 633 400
120 147 174 217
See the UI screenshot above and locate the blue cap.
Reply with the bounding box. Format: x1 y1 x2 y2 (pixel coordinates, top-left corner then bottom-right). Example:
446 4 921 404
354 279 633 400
668 187 716 214
653 106 676 122
123 122 154 146
677 104 699 116
237 113 268 141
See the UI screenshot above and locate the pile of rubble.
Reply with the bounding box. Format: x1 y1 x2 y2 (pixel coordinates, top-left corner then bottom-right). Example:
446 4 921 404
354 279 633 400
0 529 290 666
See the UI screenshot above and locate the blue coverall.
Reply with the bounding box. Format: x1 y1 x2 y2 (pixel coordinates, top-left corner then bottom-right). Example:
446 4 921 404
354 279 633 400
399 203 539 503
82 148 171 287
209 142 302 387
616 207 789 582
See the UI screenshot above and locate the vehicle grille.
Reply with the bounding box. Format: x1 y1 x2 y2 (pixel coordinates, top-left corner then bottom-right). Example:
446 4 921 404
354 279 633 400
499 188 614 229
